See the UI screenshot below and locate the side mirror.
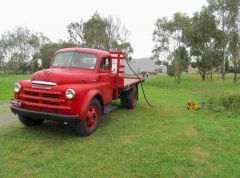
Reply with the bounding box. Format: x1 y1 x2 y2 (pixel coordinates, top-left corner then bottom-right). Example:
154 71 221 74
37 59 42 68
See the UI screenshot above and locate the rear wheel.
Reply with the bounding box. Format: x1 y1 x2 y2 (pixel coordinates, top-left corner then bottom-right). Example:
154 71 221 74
120 97 127 108
126 87 138 109
18 115 44 127
75 99 101 137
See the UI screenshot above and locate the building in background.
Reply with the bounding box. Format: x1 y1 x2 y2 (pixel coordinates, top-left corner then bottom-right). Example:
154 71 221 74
187 65 198 74
124 58 155 75
159 64 167 74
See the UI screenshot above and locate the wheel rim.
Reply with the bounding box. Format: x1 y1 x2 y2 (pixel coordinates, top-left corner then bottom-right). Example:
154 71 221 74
133 93 137 107
85 105 99 130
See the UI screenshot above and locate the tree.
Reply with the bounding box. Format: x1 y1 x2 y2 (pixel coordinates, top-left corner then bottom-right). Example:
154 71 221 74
66 12 133 56
104 16 133 54
0 26 49 73
0 45 6 73
152 17 172 60
207 29 224 81
67 20 84 45
153 12 190 83
171 47 190 83
229 30 240 83
207 0 234 80
227 0 240 83
32 41 76 70
7 53 30 73
83 13 109 50
185 9 219 81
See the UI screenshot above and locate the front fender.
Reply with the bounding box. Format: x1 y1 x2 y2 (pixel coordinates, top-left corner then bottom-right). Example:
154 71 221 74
79 89 103 120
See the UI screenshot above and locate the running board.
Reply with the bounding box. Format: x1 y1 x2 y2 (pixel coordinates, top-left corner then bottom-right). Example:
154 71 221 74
104 104 117 115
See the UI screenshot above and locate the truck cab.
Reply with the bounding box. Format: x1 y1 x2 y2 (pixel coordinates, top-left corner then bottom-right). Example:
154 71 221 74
10 48 144 136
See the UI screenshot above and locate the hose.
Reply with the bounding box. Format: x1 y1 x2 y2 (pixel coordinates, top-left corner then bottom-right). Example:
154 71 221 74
125 58 155 108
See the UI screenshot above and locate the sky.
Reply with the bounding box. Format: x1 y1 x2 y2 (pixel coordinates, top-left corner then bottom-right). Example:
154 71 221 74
0 0 207 58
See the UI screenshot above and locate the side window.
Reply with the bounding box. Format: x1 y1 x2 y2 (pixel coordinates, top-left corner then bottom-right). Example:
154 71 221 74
100 57 110 71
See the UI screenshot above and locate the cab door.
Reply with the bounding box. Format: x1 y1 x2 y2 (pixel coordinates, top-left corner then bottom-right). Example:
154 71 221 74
98 57 114 104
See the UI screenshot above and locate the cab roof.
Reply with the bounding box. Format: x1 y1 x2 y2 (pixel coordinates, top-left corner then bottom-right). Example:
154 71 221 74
56 48 111 57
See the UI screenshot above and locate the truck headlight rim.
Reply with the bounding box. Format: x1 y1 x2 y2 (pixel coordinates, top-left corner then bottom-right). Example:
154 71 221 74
13 83 21 93
65 89 75 100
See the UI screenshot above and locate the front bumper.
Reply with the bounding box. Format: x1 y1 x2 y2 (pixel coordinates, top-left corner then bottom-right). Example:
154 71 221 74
10 106 80 122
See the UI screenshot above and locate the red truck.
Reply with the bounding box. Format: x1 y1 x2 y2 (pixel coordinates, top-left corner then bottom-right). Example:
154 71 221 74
10 48 144 136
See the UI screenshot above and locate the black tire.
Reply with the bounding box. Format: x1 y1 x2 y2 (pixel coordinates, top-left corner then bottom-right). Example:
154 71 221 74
126 87 138 109
120 97 127 108
75 98 101 137
18 115 44 127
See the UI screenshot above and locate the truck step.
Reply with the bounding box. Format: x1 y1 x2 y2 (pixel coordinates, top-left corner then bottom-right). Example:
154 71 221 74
104 104 117 115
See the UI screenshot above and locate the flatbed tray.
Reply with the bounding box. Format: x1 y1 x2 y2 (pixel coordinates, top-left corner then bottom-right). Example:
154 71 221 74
120 77 144 89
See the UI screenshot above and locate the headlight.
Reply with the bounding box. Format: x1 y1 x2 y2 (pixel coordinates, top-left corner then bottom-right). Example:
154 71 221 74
13 83 21 93
65 89 75 100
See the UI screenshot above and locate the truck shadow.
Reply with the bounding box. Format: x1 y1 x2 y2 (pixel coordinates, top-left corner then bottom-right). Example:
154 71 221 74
20 103 131 138
99 103 133 129
25 121 77 137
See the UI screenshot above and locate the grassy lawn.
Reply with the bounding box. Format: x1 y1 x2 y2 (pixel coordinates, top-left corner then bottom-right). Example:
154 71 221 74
0 74 31 103
0 74 240 177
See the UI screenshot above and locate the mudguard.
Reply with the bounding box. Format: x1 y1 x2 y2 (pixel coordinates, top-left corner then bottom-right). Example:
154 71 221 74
79 89 103 120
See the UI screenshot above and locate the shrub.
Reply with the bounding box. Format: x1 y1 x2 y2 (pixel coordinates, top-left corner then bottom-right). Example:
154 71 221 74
208 94 240 112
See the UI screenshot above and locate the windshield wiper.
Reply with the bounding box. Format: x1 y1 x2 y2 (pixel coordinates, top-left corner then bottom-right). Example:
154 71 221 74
61 54 72 68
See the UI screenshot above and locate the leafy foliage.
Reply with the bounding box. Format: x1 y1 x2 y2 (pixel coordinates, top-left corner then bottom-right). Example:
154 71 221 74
171 47 190 83
67 12 133 55
0 26 49 73
153 1 240 83
32 41 76 70
0 13 133 74
185 9 220 80
207 0 240 80
153 13 190 83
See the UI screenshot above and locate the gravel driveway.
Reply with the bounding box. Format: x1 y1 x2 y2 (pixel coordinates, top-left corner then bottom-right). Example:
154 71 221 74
0 103 17 125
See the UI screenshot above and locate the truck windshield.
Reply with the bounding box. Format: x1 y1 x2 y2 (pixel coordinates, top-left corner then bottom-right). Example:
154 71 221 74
52 52 97 70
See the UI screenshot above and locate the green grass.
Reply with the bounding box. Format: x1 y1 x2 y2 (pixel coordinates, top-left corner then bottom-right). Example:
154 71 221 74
0 74 31 102
0 74 240 177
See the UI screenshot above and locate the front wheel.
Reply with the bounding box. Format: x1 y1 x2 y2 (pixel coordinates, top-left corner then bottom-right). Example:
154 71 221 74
75 99 101 137
18 115 44 127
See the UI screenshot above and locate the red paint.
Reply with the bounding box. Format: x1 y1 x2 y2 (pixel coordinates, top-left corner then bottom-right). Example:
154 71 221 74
12 48 144 121
133 93 137 108
85 105 99 131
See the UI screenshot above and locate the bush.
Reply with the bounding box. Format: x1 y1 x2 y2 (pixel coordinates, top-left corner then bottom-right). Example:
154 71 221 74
208 94 240 112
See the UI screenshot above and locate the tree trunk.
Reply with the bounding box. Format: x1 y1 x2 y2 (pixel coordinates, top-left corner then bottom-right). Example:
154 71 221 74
200 70 206 81
210 68 213 81
221 13 226 81
175 72 181 84
221 66 225 80
233 61 238 83
177 75 180 84
221 48 226 80
233 70 237 83
202 74 206 81
3 62 6 74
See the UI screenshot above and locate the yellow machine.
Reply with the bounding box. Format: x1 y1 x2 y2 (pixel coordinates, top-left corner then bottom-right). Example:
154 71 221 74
187 100 204 111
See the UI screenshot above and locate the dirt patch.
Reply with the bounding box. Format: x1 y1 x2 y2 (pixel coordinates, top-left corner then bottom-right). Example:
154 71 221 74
0 108 10 112
191 147 209 158
0 110 17 125
182 126 199 138
122 135 133 144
